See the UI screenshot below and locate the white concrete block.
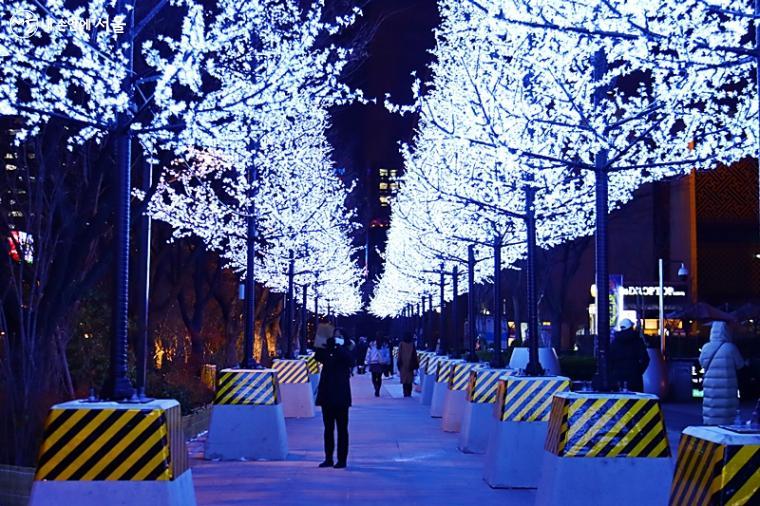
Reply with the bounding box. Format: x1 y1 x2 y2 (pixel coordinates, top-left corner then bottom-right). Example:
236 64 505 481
458 401 492 454
430 380 447 418
508 348 561 375
279 382 315 418
483 419 548 488
534 451 673 506
441 388 467 433
420 373 435 406
205 404 288 460
29 469 196 506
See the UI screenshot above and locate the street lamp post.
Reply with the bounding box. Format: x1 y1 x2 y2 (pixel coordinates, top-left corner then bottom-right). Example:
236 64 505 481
428 293 433 351
658 258 689 356
467 245 478 363
439 264 446 355
492 237 504 368
135 161 152 400
525 184 544 376
285 249 295 358
300 283 308 356
452 265 460 357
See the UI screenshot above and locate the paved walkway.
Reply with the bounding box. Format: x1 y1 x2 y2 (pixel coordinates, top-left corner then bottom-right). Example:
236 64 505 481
191 374 535 505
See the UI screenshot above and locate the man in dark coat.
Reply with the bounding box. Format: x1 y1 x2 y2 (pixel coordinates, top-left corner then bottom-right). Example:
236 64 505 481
609 319 650 392
315 333 354 468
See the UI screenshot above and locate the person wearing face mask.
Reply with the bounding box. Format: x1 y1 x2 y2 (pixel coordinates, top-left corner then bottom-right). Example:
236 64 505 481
314 328 354 468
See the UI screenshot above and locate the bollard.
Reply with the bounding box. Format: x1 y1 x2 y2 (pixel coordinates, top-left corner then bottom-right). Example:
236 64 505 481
415 352 431 393
29 399 195 506
430 358 462 418
204 369 288 460
483 375 571 489
535 391 672 506
272 359 314 418
299 352 321 400
421 354 442 406
442 361 484 433
459 368 512 454
507 347 561 375
669 425 760 505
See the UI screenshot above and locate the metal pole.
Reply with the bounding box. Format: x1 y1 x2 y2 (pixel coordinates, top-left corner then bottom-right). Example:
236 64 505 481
525 186 544 376
135 161 152 399
428 294 433 350
492 238 503 368
314 293 319 339
243 160 258 368
104 4 136 400
452 265 460 357
592 47 611 391
286 250 295 358
467 245 478 362
439 265 446 355
300 284 308 355
659 258 665 356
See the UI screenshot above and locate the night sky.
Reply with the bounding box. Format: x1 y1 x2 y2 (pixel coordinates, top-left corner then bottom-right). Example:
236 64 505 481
329 0 439 226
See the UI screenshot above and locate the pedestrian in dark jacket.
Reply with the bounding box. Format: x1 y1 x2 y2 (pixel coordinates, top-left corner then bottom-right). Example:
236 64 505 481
315 331 354 468
609 319 650 392
398 332 419 397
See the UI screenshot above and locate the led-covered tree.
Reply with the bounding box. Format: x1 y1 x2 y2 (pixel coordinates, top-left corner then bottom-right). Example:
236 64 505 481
376 0 728 381
0 0 361 394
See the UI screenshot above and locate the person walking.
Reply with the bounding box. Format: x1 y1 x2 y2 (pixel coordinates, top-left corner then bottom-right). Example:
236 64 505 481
609 318 650 392
355 336 368 375
381 339 392 378
398 332 419 397
314 329 354 468
366 338 387 397
700 321 746 425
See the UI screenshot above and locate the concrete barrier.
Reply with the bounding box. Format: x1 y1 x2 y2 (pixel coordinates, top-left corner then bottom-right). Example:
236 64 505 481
459 368 512 454
508 347 561 375
643 348 668 398
669 426 760 505
415 352 432 393
272 359 314 418
421 354 443 406
204 369 288 461
442 362 483 433
29 399 195 506
483 376 571 489
430 358 461 418
299 353 321 399
535 391 672 506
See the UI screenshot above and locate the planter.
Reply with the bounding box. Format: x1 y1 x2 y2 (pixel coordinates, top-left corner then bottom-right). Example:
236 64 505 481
508 347 561 375
0 464 35 506
643 348 669 398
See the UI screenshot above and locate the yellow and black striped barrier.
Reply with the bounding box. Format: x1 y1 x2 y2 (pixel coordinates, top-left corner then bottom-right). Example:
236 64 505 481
34 401 188 482
272 359 310 384
467 368 511 404
669 427 760 505
300 354 321 375
495 376 570 423
544 392 670 458
435 358 460 383
448 362 482 392
214 369 280 406
425 354 443 376
418 351 431 374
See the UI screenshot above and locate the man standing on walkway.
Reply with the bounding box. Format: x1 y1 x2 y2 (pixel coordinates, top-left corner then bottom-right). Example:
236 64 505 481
398 332 419 397
315 329 354 468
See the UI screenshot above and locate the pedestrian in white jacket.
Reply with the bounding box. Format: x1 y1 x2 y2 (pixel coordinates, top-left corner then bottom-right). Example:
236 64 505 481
699 321 745 425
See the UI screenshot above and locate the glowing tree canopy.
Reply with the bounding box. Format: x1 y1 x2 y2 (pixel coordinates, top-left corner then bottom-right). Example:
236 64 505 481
372 0 733 317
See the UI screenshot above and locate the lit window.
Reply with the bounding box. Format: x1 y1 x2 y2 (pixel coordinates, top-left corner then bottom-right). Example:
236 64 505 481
379 169 388 177
5 164 16 171
379 196 390 206
4 153 13 160
389 183 399 190
390 169 398 177
379 182 388 190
